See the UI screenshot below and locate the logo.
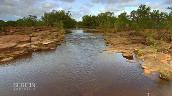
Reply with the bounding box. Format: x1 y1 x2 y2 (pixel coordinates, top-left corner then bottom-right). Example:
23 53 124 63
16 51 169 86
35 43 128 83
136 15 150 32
13 82 36 91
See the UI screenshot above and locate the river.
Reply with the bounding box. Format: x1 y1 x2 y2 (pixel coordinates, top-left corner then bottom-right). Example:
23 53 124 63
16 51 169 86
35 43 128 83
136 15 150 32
0 29 172 96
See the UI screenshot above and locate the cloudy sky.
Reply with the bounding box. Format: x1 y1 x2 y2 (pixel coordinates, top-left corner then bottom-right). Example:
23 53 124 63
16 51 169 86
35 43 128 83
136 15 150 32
0 0 171 21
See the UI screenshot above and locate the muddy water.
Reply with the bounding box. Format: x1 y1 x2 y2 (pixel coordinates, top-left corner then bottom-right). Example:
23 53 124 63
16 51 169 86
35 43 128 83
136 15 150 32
0 30 172 96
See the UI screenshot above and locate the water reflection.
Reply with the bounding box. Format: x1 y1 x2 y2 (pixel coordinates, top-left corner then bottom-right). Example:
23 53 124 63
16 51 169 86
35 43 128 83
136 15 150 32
0 30 172 96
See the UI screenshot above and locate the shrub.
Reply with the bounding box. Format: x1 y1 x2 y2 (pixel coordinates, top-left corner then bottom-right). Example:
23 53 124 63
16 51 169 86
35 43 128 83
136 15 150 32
159 64 172 80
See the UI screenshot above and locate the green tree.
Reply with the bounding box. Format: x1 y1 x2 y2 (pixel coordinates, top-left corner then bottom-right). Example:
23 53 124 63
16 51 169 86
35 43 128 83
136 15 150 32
97 12 116 28
150 10 168 29
167 7 172 34
5 21 17 27
42 10 76 28
132 5 151 29
82 15 98 28
115 12 130 31
0 20 5 31
82 12 116 29
16 15 37 27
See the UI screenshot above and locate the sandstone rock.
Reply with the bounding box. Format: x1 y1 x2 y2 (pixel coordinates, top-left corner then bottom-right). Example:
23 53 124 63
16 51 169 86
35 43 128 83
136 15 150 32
105 32 172 80
0 35 30 43
1 57 14 62
0 43 17 50
42 40 55 45
15 43 30 48
0 35 30 50
0 28 64 64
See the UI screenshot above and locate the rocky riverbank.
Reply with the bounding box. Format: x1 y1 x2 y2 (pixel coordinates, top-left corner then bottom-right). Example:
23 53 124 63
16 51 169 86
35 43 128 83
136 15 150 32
104 31 172 80
0 27 65 63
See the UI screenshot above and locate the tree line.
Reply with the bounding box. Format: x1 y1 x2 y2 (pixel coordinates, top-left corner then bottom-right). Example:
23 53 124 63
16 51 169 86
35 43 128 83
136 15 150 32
0 10 76 31
0 5 172 33
81 5 172 32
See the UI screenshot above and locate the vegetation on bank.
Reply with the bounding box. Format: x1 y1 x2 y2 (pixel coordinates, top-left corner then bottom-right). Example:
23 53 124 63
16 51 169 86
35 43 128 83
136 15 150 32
0 10 76 32
77 5 172 80
1 5 171 36
81 5 172 42
82 5 172 80
81 5 172 30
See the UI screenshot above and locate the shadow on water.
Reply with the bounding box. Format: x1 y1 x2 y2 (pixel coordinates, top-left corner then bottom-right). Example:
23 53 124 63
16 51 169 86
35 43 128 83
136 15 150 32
122 54 134 60
0 48 57 66
0 29 172 96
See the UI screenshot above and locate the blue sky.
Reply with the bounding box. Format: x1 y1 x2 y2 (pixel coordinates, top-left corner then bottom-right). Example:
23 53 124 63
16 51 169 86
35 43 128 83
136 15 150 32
0 0 171 21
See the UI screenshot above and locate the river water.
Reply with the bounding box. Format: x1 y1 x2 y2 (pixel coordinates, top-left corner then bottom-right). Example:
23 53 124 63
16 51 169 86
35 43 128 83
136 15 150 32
0 30 172 96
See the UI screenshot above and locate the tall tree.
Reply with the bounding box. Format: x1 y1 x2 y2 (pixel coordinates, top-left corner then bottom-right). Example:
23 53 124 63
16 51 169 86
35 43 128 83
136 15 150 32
0 20 5 31
115 12 130 31
42 10 76 28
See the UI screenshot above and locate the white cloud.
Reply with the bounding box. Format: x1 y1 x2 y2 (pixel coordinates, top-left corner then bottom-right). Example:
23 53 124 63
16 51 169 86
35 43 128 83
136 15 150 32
59 0 75 2
0 0 171 21
92 0 135 4
0 0 61 20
